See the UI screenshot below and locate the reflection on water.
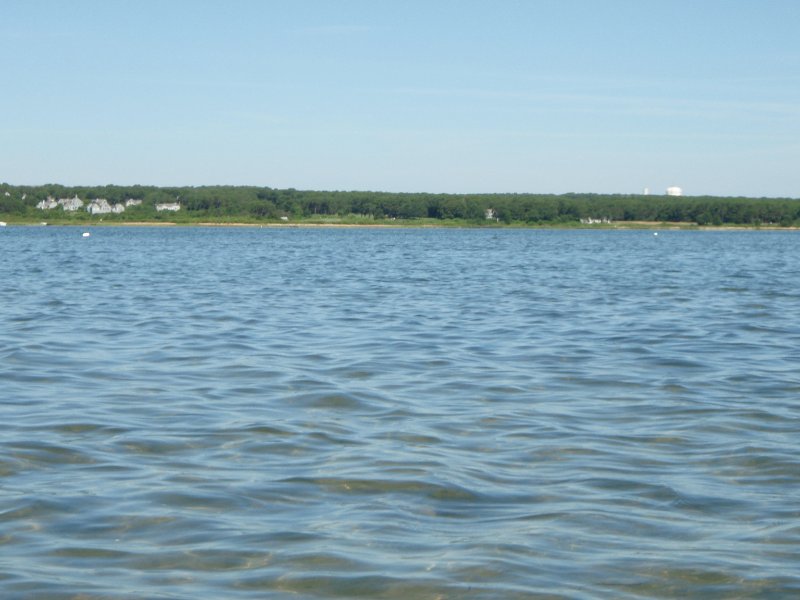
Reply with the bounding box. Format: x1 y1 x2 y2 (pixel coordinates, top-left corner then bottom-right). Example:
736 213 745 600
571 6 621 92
2 227 799 598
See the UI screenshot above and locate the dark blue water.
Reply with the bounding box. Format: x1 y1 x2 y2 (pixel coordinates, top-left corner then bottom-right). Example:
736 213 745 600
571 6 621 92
2 226 799 599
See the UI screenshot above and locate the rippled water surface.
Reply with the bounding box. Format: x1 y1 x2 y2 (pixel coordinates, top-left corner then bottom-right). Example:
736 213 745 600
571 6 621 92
2 226 799 599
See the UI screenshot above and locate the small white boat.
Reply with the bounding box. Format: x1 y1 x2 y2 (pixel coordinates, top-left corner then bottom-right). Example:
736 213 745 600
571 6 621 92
0 221 6 227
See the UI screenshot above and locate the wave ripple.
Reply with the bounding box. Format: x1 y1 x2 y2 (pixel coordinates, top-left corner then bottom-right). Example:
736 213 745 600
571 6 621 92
2 227 799 598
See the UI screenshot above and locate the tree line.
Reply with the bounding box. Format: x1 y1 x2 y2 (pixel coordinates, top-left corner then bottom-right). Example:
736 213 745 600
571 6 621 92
1 183 799 226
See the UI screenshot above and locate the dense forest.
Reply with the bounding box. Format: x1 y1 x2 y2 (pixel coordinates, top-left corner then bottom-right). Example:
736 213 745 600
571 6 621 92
1 183 799 226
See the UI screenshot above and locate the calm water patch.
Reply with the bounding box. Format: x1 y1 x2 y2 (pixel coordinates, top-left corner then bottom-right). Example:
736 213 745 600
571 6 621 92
1 226 799 598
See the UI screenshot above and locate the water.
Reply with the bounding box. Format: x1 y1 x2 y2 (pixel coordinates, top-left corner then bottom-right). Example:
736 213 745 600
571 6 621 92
2 226 799 599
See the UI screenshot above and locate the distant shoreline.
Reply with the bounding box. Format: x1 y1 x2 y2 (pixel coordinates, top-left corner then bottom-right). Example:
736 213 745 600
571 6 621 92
3 184 799 227
5 219 798 231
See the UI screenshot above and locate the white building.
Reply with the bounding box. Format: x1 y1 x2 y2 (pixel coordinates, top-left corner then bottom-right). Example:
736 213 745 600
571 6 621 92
58 196 84 211
666 186 683 197
156 202 181 212
36 197 59 210
86 199 127 214
87 199 112 214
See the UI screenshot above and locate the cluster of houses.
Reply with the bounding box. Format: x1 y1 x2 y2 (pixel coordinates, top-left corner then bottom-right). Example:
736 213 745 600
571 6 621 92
35 196 180 214
580 217 613 224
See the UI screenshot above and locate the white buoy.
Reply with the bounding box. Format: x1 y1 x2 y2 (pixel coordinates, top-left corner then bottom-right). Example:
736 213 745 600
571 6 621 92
654 232 658 236
82 232 91 237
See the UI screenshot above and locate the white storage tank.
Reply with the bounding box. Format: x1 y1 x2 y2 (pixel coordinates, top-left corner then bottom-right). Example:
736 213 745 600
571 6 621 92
666 186 683 196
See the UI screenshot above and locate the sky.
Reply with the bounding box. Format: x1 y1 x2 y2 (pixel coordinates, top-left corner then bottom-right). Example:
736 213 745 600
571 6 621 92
2 0 798 197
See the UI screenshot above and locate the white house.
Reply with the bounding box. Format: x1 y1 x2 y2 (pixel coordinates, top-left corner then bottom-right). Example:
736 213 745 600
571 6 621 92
58 196 84 211
86 199 113 214
36 197 59 210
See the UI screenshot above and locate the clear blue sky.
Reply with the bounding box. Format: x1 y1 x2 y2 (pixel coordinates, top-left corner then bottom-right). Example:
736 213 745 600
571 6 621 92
2 0 798 197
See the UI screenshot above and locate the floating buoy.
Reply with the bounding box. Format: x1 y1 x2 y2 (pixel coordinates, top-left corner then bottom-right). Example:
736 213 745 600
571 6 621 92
82 232 91 237
654 232 658 236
